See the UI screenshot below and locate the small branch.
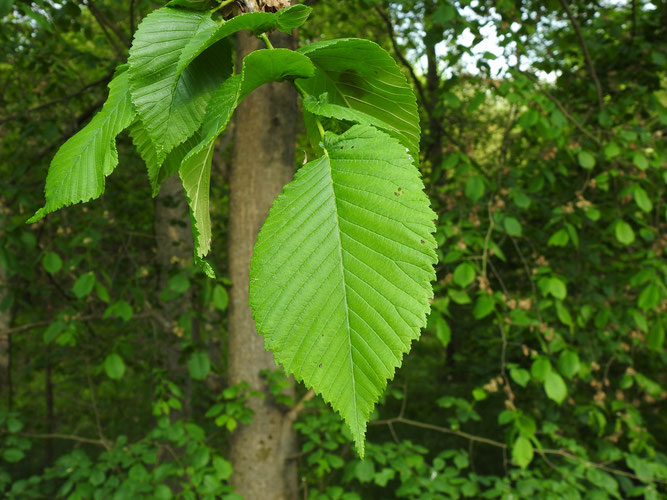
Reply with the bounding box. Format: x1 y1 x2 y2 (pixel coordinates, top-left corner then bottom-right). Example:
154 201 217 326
1 312 152 337
370 417 666 484
558 0 604 110
374 6 428 109
287 389 315 421
86 364 107 446
20 432 108 448
86 1 126 59
520 71 600 145
370 416 507 449
87 0 130 47
481 203 495 278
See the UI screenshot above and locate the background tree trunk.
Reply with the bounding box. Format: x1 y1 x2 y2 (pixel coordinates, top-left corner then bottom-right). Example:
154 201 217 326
227 30 299 500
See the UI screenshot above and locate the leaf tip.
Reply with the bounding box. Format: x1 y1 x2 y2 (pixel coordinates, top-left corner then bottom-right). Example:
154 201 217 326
26 208 46 224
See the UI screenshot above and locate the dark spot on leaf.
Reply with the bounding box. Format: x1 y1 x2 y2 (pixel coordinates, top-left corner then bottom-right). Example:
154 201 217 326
420 240 425 244
318 363 322 368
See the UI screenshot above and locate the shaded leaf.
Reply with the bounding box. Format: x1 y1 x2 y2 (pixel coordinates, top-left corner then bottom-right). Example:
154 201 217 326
297 38 420 159
104 353 126 380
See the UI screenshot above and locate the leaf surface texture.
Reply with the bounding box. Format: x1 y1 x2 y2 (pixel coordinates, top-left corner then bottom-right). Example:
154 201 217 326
249 125 436 456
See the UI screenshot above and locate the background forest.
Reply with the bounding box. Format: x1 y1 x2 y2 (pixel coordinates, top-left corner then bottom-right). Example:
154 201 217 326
1 0 666 499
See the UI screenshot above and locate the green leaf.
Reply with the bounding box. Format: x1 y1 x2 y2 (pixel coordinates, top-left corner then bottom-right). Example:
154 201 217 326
547 229 569 247
168 273 190 295
212 284 228 311
558 351 580 379
72 272 96 299
638 283 660 311
503 216 522 236
297 38 420 159
128 8 232 165
604 142 620 158
180 49 314 258
28 67 135 222
2 449 25 463
104 353 126 380
213 456 233 481
531 357 551 381
465 175 485 201
614 220 635 245
577 151 595 170
302 93 414 158
453 262 475 287
42 252 63 274
154 485 173 500
103 300 133 322
249 125 436 457
188 351 211 380
633 185 653 213
510 367 530 388
544 371 567 404
512 436 534 468
647 322 664 351
431 313 451 348
632 152 648 170
546 277 567 300
555 301 572 327
355 460 375 483
473 294 495 319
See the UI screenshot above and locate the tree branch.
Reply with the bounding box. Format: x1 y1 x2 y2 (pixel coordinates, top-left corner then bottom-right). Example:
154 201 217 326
370 416 666 484
520 71 600 145
287 389 315 421
558 0 604 110
373 6 428 109
20 432 109 448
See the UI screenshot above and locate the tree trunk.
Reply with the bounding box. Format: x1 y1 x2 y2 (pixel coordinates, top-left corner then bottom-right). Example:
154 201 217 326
227 30 299 500
154 174 194 417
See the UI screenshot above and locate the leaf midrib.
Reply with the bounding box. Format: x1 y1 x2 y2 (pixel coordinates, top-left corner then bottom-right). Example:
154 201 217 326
323 146 359 438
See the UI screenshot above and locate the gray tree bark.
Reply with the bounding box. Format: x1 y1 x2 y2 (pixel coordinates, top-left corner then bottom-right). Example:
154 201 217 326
227 30 299 500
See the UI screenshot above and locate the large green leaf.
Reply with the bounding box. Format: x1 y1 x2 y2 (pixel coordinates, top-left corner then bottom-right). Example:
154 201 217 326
249 125 437 457
128 8 232 164
297 38 420 159
28 67 135 222
180 49 314 259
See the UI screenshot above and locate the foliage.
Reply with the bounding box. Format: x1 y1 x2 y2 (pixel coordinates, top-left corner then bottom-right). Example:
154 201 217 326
25 1 437 455
1 0 666 498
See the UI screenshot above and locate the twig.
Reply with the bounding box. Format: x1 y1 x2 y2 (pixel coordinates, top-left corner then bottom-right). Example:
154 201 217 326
558 0 604 110
520 71 600 146
374 6 428 109
85 363 108 447
0 312 151 337
287 389 315 422
370 417 667 484
20 432 108 448
86 2 126 59
481 203 495 278
87 0 130 47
